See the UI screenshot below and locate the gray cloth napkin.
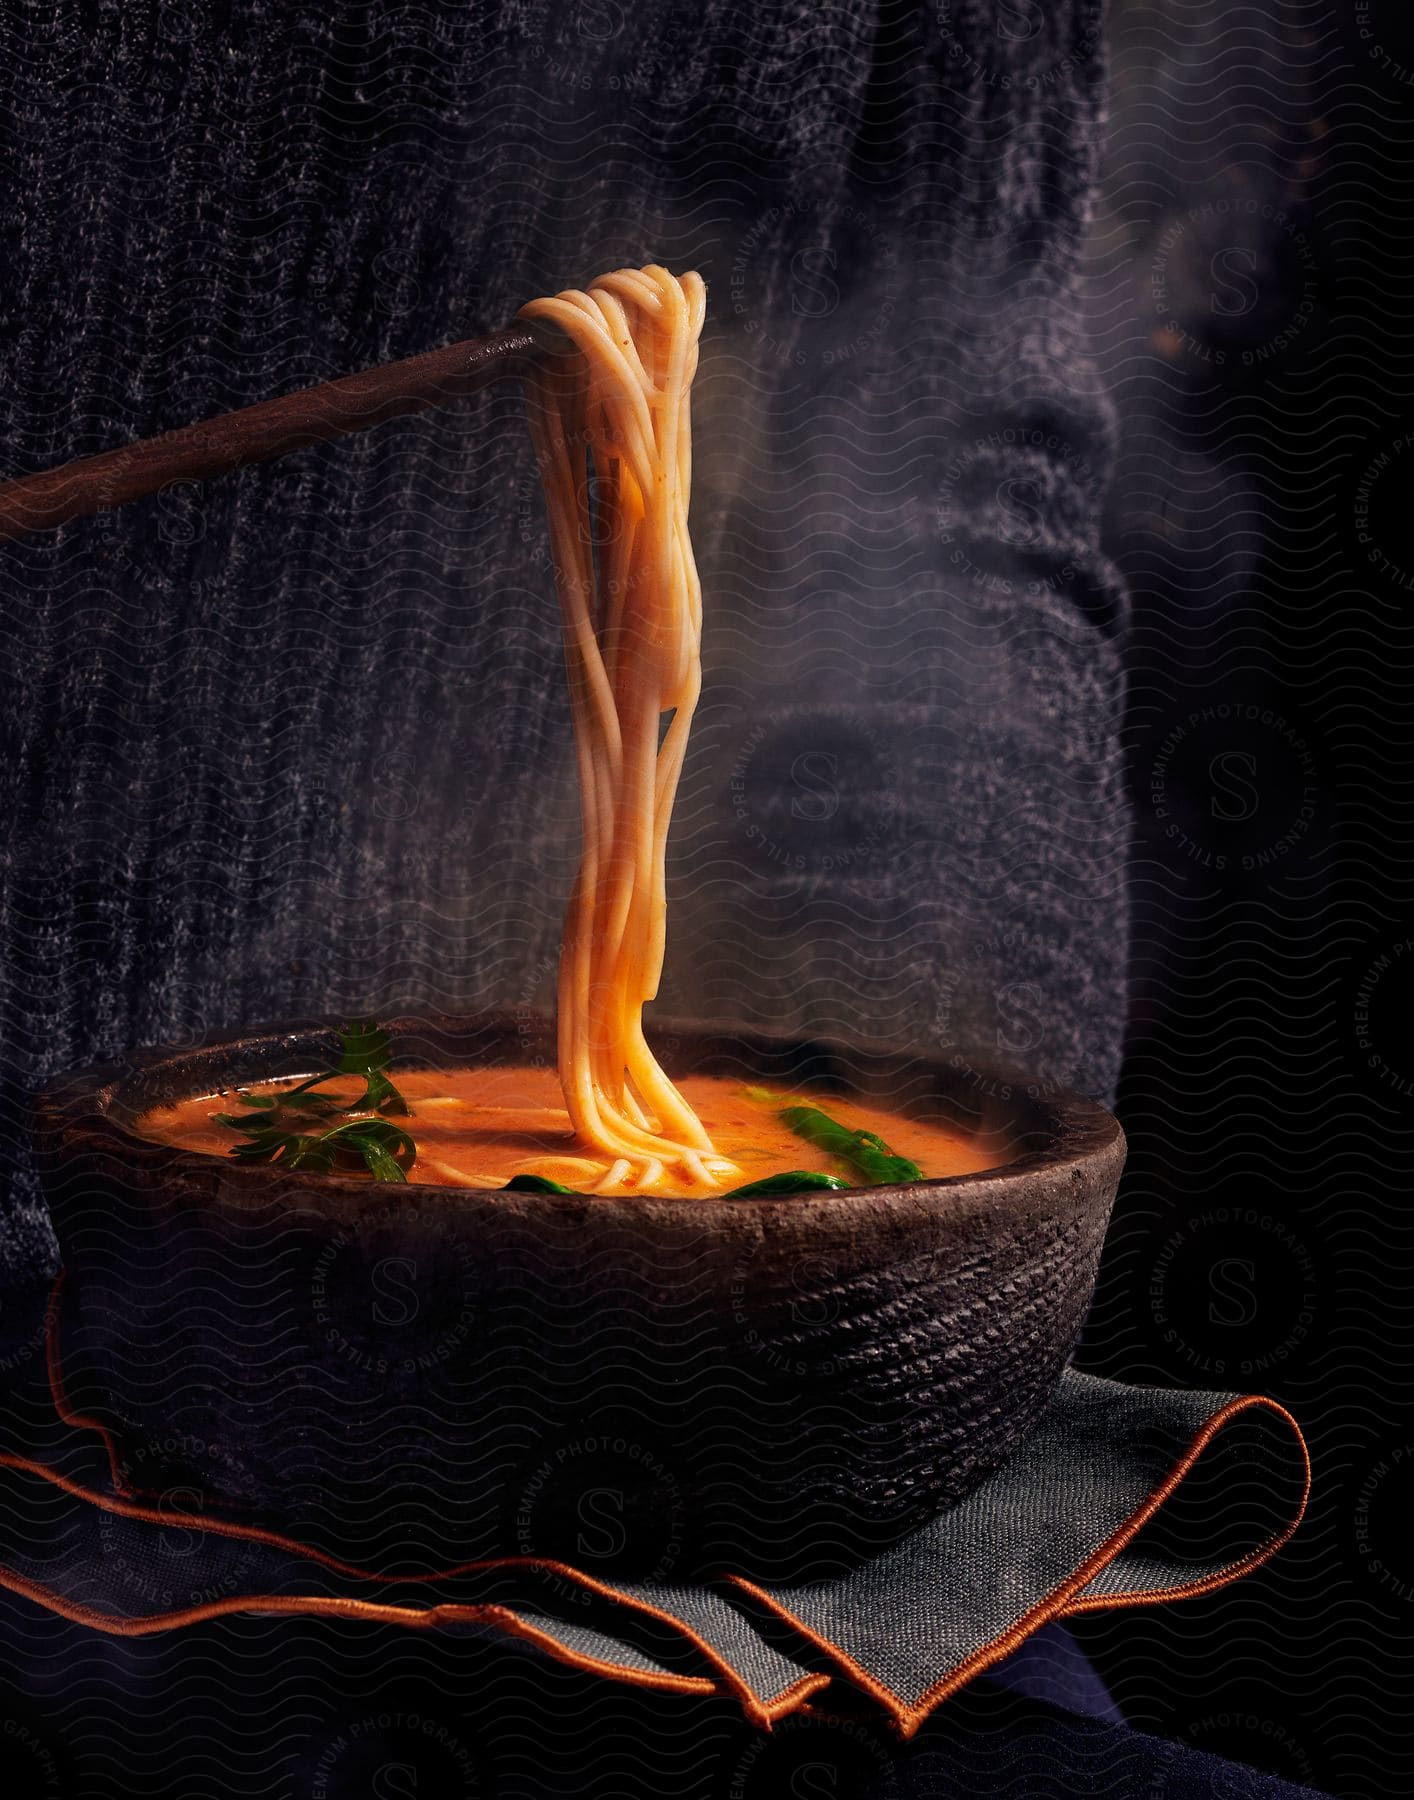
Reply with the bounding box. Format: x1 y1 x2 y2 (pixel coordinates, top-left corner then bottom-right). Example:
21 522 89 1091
0 1370 1308 1736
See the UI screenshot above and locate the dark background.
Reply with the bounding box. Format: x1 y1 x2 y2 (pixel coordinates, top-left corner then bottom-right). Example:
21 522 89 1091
2 1 1412 1795
1074 1 1414 1794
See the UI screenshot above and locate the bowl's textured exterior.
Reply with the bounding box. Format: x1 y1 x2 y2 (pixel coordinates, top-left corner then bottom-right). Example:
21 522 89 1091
34 1013 1124 1579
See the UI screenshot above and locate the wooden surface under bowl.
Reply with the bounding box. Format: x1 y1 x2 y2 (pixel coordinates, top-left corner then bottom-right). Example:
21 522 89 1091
34 1013 1125 1581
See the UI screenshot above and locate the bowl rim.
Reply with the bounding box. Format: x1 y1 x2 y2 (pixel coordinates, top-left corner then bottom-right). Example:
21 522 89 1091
33 1008 1126 1213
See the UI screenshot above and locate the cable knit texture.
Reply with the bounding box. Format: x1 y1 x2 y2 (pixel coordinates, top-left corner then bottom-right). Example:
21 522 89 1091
0 4 1126 1293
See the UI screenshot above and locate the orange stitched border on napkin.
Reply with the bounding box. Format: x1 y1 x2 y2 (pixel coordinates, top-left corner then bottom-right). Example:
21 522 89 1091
0 1274 1309 1735
726 1391 1311 1737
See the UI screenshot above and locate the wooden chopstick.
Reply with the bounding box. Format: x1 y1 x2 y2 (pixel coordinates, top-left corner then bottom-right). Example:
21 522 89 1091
0 323 542 544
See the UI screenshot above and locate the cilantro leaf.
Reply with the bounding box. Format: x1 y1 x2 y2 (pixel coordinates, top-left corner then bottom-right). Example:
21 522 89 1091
215 1021 417 1181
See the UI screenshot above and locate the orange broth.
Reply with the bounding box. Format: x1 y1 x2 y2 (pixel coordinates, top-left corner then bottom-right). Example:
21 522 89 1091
136 1065 1006 1194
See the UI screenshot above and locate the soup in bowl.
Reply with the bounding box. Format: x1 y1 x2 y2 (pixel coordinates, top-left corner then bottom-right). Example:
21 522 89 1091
35 1011 1124 1578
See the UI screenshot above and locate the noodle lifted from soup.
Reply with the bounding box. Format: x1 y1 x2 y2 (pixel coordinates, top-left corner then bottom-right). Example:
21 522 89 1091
520 266 738 1196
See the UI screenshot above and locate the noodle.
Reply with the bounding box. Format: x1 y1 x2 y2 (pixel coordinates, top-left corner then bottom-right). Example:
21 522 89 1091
520 266 738 1196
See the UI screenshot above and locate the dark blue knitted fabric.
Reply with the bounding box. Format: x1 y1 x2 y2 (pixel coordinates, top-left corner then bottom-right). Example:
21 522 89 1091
0 4 1162 1795
0 0 1127 1287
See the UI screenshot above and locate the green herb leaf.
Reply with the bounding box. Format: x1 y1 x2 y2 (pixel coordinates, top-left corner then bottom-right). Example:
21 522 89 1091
503 1168 854 1199
313 1117 416 1182
213 1111 279 1136
216 1021 416 1181
721 1170 850 1197
778 1105 923 1186
337 1021 392 1075
358 1065 410 1117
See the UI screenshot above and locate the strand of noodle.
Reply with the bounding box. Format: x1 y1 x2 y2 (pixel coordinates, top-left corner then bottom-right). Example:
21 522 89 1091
529 381 623 782
544 293 656 442
591 292 650 387
601 269 665 315
520 267 736 1190
529 364 620 1147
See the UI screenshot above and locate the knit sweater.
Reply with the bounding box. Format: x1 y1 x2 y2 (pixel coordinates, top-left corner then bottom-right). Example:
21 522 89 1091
0 0 1126 1288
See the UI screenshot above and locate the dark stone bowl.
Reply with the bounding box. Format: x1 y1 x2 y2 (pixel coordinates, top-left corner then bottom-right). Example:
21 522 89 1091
34 1012 1124 1581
